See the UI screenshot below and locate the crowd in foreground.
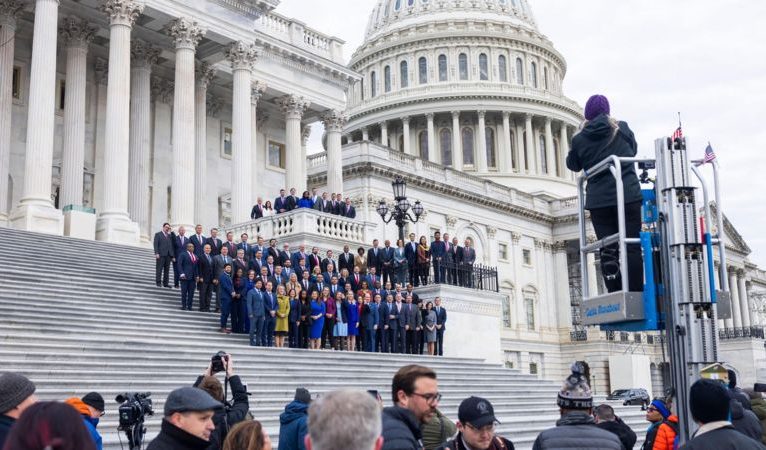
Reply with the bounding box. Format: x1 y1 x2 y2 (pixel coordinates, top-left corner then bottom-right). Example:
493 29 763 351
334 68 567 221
154 221 477 354
2 360 766 450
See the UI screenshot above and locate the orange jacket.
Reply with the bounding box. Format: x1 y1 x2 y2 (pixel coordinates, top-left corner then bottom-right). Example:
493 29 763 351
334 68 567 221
64 397 91 416
652 415 679 450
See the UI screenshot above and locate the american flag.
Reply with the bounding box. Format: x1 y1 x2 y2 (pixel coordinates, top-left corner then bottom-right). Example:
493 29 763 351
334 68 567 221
703 142 717 164
671 126 683 140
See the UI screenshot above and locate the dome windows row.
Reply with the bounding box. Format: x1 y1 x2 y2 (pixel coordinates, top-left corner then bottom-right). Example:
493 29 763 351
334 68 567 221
365 51 557 99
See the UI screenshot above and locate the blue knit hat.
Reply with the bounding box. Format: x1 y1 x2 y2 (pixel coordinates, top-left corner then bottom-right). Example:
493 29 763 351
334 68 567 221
650 399 671 419
584 95 610 121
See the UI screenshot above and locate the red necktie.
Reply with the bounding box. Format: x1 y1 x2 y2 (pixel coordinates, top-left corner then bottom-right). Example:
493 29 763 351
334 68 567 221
189 252 196 264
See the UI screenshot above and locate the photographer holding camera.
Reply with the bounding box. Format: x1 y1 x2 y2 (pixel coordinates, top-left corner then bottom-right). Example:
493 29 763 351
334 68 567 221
194 352 251 450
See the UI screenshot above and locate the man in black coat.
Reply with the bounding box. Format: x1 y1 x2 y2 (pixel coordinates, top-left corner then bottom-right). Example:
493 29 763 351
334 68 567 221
146 386 220 450
154 223 175 287
437 396 514 450
404 233 419 286
381 365 439 450
173 226 190 288
342 197 356 218
205 228 222 256
368 239 383 275
338 244 355 274
594 404 636 450
197 245 215 312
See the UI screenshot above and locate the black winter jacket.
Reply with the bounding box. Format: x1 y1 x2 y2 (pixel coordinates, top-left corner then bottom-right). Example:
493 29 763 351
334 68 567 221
532 411 624 450
567 114 642 209
194 375 250 450
597 418 637 450
732 399 764 442
381 406 423 450
437 432 515 450
0 414 15 450
146 419 210 450
681 424 766 450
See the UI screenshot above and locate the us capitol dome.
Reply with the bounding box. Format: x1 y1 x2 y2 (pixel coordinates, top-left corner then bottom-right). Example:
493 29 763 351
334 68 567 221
344 0 583 197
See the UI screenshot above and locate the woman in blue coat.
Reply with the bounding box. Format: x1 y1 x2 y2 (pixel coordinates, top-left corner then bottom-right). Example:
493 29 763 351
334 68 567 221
308 290 325 349
346 293 360 351
297 190 314 209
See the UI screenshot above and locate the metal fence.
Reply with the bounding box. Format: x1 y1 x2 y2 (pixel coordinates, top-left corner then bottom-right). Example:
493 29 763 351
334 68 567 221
719 326 765 340
413 261 499 292
570 330 588 342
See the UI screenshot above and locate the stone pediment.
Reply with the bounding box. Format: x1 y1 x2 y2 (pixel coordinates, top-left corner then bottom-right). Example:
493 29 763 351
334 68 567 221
709 203 751 255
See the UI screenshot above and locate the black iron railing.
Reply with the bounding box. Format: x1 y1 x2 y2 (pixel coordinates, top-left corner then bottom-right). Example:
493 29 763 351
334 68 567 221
570 330 588 342
411 261 499 292
719 326 765 340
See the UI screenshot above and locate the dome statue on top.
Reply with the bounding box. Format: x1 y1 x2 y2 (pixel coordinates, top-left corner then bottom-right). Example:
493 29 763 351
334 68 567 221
345 0 584 198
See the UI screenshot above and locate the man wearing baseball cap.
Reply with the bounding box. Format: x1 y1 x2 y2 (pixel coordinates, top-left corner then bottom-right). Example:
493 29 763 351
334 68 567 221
147 386 223 450
437 396 514 450
0 372 37 448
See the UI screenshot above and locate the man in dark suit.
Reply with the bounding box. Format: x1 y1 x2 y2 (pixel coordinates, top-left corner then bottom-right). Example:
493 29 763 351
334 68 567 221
288 188 299 211
249 250 264 275
310 274 326 297
367 239 382 275
379 295 393 353
461 238 476 287
308 247 322 273
213 245 232 313
404 283 420 305
173 226 190 288
313 192 330 213
366 267 380 292
392 295 406 353
404 233 418 286
206 228 222 256
233 249 248 277
295 257 309 282
197 244 215 312
430 231 447 283
299 271 311 293
153 223 174 287
177 242 198 310
278 243 291 267
265 239 279 263
342 197 356 219
349 267 363 292
250 197 264 219
434 296 447 356
330 193 341 215
262 282 277 346
189 224 206 257
222 231 237 261
321 249 337 274
403 295 421 354
274 189 290 213
446 236 462 286
291 244 308 271
237 233 252 262
269 266 286 292
338 245 354 274
380 240 395 286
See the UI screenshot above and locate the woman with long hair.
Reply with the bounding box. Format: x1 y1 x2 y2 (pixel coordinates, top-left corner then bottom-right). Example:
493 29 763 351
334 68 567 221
262 200 274 217
298 289 311 349
288 288 301 348
231 267 247 334
346 293 361 351
308 290 325 349
274 284 291 348
416 235 431 286
332 291 348 350
567 94 643 293
3 401 97 450
222 420 272 450
393 238 408 287
424 301 437 355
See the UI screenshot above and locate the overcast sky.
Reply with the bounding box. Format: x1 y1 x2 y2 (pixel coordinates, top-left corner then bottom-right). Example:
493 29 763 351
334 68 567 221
276 0 766 268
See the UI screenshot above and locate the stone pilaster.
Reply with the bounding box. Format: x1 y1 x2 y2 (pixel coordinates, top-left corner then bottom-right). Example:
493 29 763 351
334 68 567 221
10 0 64 234
0 0 24 223
476 110 488 172
322 110 347 195
59 17 96 210
92 58 108 214
194 61 215 226
167 17 205 231
128 40 159 242
451 111 461 169
379 121 388 147
226 41 257 224
301 125 311 189
250 81 266 197
276 94 310 192
402 116 411 155
728 266 740 329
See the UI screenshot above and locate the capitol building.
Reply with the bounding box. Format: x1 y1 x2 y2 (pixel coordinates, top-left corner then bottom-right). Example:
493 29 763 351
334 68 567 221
2 0 765 392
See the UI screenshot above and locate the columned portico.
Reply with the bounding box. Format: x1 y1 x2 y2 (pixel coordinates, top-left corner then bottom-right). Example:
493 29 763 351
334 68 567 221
0 0 24 224
194 61 215 226
167 17 205 232
277 94 310 191
227 41 257 224
323 110 346 195
128 40 159 242
10 0 64 234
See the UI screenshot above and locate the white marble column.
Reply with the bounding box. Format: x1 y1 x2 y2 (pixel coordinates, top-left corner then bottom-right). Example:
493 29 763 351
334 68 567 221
737 270 750 328
167 18 205 231
227 41 257 225
59 17 95 210
552 241 572 329
361 127 369 142
501 112 512 173
402 116 411 155
559 122 569 179
0 1 24 224
301 125 311 189
451 111 461 168
322 110 347 195
250 82 266 199
515 120 525 173
476 110 488 172
193 61 215 226
10 0 64 234
524 114 534 174
277 94 310 192
379 121 388 147
426 113 436 163
92 59 108 213
544 117 555 176
128 40 159 242
728 267 741 329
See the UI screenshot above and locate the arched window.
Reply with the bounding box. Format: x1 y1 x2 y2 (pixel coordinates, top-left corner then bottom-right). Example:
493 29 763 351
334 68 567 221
418 130 428 160
498 55 508 82
400 60 409 88
539 135 547 174
370 71 377 98
418 56 428 84
458 53 468 80
510 130 517 170
438 54 448 81
384 65 391 92
479 53 489 80
394 0 402 11
543 66 549 90
440 128 452 166
531 62 538 88
462 127 474 166
486 127 497 168
515 57 524 85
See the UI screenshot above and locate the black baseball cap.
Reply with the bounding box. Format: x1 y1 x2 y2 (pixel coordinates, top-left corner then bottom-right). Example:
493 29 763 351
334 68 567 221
458 396 500 428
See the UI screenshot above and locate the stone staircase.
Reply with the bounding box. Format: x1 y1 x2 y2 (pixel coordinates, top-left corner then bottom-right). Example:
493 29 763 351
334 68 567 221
0 226 648 449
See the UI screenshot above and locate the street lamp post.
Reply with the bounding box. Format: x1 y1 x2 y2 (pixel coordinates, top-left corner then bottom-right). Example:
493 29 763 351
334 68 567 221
376 176 424 242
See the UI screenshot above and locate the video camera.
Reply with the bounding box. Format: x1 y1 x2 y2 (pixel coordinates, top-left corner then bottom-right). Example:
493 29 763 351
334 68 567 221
115 392 153 450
